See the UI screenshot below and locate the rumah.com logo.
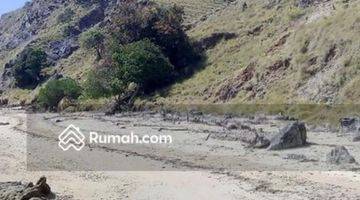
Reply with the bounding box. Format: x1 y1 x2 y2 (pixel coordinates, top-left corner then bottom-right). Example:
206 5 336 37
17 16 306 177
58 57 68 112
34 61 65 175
58 124 173 151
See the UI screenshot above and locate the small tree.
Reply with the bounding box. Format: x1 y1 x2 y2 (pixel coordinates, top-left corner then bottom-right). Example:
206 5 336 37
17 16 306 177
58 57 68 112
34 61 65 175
80 28 105 60
84 39 174 99
13 48 48 88
37 78 82 110
109 1 199 69
112 39 174 93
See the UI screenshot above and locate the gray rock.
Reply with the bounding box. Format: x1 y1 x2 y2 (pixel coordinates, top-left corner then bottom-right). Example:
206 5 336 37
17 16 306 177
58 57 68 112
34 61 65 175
47 39 79 61
283 154 307 161
340 117 360 133
0 176 55 200
252 136 270 149
268 122 307 150
0 122 10 126
326 146 356 164
352 131 360 142
298 0 315 8
226 122 238 130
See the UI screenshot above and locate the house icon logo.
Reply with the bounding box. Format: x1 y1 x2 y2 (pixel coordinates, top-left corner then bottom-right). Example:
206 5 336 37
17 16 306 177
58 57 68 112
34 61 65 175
58 124 86 151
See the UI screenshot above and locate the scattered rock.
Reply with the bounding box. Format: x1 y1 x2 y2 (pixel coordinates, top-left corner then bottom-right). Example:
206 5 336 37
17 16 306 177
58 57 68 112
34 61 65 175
226 122 238 130
104 99 118 116
0 122 10 126
0 98 8 106
340 117 360 133
57 97 75 112
324 44 336 64
297 0 316 8
242 2 248 11
251 135 270 149
0 176 54 200
283 154 307 161
268 122 307 150
216 63 255 102
247 24 263 36
326 146 356 165
353 131 360 142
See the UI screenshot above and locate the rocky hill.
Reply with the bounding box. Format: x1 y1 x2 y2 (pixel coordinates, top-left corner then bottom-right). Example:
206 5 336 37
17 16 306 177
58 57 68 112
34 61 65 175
0 0 359 106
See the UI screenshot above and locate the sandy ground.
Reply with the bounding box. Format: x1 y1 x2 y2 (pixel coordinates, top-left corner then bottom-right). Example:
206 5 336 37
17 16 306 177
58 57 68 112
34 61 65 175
0 108 360 199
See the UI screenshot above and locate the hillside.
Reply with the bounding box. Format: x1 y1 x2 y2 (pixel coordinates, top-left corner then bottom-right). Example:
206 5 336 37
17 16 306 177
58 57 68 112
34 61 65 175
158 0 360 105
0 0 359 106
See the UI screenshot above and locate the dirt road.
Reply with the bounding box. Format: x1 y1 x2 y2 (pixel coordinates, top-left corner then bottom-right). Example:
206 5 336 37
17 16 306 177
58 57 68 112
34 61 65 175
0 108 360 199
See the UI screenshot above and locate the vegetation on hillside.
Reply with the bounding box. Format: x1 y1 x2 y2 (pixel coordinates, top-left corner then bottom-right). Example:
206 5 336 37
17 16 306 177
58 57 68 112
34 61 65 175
0 0 358 122
37 78 82 111
13 48 48 89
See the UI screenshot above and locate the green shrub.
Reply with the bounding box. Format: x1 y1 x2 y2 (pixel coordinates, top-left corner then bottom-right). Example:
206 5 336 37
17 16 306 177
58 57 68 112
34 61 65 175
112 39 174 93
84 39 174 98
37 78 82 110
83 68 116 99
13 48 48 88
109 1 199 69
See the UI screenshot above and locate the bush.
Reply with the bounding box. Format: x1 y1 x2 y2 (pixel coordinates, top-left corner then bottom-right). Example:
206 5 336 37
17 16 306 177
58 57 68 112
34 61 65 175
13 48 48 88
37 78 82 110
84 39 174 98
83 68 115 99
57 8 75 23
112 39 174 93
80 28 105 60
109 1 199 69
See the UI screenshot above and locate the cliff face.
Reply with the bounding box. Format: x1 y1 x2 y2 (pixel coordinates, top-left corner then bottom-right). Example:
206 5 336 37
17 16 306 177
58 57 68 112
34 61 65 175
0 0 359 105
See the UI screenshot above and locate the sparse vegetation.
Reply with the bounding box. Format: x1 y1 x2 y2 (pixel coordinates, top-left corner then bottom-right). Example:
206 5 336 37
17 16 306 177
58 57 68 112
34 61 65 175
80 28 105 60
57 8 75 23
37 78 82 110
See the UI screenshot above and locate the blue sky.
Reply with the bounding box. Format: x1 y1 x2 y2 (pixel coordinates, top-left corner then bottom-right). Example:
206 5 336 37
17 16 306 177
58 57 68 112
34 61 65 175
0 0 29 16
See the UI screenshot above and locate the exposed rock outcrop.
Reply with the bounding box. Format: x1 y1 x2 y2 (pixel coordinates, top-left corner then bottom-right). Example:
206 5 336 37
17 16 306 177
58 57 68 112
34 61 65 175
47 39 79 61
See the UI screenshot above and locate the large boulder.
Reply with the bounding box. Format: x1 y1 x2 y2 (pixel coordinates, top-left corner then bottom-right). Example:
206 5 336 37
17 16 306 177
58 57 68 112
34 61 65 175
326 146 356 165
268 122 307 150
